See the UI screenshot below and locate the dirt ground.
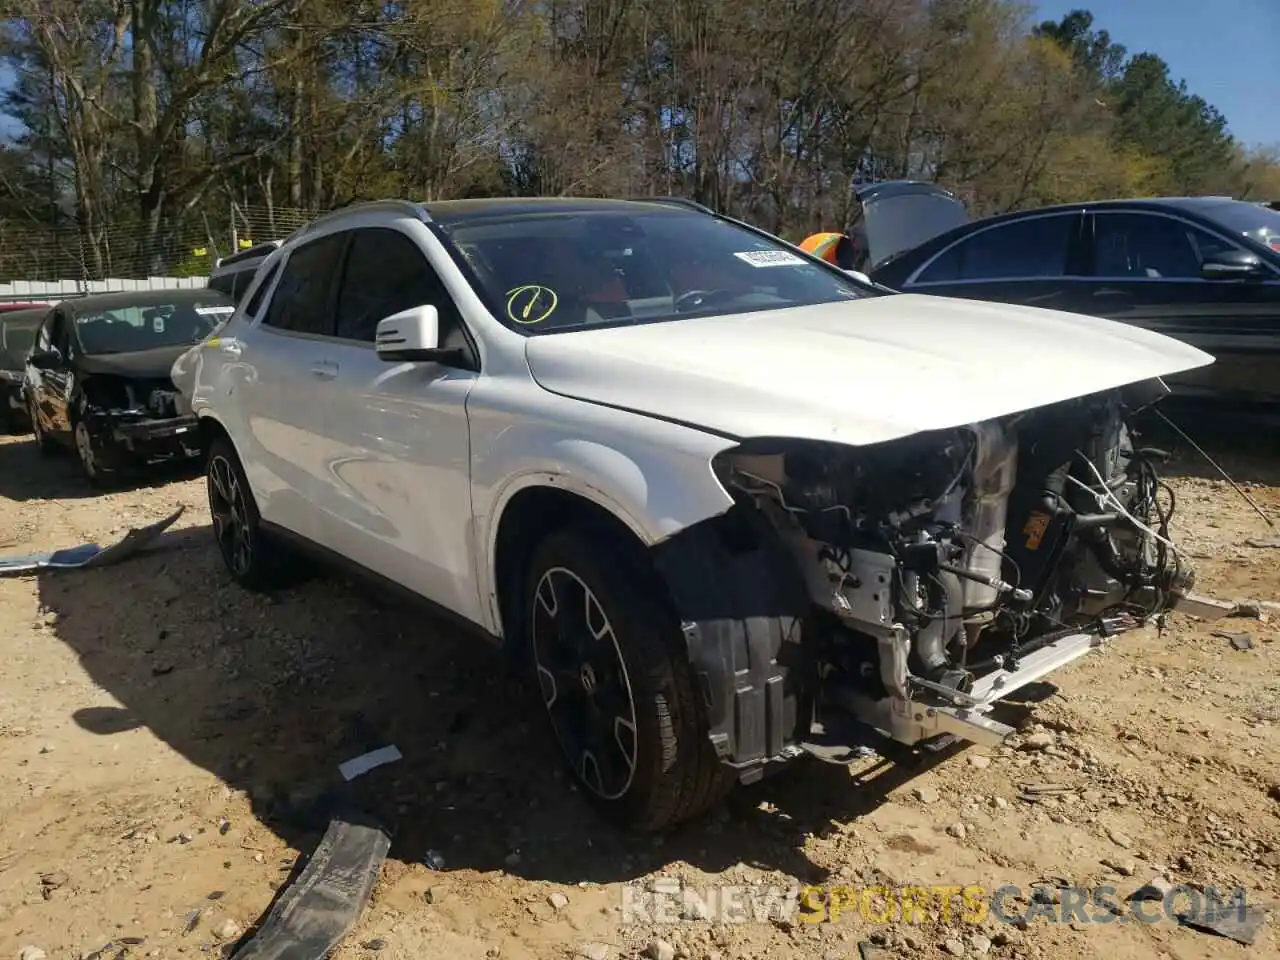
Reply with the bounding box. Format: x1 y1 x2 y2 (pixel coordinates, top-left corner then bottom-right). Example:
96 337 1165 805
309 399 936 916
1 413 1279 960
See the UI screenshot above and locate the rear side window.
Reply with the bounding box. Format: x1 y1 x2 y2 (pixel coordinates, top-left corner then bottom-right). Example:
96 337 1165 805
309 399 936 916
333 228 462 343
261 235 346 335
915 215 1076 283
243 262 281 319
207 274 235 296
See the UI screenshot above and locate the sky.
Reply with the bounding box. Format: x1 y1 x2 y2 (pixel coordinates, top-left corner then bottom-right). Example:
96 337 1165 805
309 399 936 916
1035 0 1279 148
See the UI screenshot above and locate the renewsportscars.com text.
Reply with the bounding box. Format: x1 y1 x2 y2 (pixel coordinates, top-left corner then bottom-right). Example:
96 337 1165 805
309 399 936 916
620 882 1251 927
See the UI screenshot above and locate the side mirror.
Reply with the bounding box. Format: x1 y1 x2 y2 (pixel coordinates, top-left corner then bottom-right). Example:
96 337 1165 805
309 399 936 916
1201 249 1266 280
28 349 60 370
375 304 463 364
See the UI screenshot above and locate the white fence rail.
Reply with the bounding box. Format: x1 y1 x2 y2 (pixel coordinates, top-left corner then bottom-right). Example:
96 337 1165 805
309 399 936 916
0 276 205 303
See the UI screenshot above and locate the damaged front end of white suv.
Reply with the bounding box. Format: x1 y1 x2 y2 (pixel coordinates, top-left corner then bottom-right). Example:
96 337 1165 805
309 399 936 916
650 381 1203 778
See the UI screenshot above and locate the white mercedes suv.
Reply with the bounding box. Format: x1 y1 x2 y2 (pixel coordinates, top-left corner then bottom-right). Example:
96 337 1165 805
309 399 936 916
174 196 1213 831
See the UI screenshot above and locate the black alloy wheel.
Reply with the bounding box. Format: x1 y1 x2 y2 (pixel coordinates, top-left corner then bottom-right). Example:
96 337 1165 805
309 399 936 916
522 528 736 831
531 563 640 802
208 448 253 578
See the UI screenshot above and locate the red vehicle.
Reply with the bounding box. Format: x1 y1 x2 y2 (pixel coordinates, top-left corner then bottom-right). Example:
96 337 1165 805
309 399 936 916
0 301 49 314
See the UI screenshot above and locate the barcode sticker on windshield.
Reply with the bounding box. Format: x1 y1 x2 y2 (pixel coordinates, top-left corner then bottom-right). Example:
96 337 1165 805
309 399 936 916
195 306 234 315
733 250 805 267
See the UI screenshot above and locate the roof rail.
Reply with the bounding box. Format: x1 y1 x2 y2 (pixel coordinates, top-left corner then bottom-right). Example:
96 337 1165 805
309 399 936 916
214 239 282 269
293 199 433 240
630 196 716 215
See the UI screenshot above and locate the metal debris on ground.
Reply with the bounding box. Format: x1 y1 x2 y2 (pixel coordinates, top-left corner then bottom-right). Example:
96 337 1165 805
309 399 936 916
337 744 403 782
0 507 184 575
1181 903 1268 945
1211 630 1254 650
1175 593 1237 621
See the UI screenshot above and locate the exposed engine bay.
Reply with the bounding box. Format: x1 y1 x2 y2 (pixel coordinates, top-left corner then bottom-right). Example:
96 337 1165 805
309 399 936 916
711 383 1198 755
76 373 198 461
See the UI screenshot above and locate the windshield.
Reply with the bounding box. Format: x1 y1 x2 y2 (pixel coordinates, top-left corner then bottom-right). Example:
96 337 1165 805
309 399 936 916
73 296 236 355
1200 201 1280 253
435 209 873 334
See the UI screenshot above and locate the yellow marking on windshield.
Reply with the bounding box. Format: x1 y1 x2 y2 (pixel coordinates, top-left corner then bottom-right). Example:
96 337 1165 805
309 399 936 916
505 285 559 325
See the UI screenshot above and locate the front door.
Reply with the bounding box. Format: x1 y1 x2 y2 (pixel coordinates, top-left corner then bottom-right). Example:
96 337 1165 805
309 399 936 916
1079 209 1280 404
29 309 75 437
314 223 482 623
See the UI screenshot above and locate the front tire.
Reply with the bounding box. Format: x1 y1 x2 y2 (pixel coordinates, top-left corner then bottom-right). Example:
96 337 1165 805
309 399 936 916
523 528 735 831
206 436 299 591
29 398 57 456
73 417 119 487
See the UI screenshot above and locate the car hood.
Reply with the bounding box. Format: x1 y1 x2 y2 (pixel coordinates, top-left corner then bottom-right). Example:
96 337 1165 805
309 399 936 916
77 345 191 380
854 180 970 269
523 295 1214 446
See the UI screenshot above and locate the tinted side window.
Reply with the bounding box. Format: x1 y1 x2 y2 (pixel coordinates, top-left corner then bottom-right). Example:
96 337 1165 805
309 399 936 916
261 234 346 335
243 262 280 319
49 313 71 355
334 227 463 343
1092 213 1233 279
35 316 52 352
916 215 1075 283
207 274 235 296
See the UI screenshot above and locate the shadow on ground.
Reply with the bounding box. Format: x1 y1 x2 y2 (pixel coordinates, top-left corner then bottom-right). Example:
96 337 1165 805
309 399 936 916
1136 401 1280 488
0 433 201 502
35 517 956 891
31 400 1277 889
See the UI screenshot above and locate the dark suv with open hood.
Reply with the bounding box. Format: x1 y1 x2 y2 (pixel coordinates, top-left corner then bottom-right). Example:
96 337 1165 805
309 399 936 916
25 288 235 484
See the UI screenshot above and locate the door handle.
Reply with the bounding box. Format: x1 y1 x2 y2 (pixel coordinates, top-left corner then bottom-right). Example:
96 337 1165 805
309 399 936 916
309 359 339 379
222 340 243 357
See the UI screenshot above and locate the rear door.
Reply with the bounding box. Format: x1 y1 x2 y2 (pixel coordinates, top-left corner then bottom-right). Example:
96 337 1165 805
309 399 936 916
898 211 1088 313
1078 209 1280 404
234 232 348 541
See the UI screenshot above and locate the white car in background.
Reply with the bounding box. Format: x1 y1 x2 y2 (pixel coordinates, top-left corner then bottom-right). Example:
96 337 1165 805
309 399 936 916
206 240 282 304
174 196 1212 831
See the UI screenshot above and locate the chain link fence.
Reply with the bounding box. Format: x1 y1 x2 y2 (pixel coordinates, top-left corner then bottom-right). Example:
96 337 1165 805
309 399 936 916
0 203 321 288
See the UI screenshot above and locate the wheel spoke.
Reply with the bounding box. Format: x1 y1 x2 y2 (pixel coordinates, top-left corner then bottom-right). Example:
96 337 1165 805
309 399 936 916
613 717 637 773
580 750 606 795
536 662 582 709
535 574 558 616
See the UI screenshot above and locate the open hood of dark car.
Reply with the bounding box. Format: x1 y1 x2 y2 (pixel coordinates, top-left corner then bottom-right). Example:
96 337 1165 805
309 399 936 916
77 345 190 380
853 180 970 269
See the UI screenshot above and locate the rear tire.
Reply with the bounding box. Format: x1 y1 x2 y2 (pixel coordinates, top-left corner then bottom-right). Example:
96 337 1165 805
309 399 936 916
206 436 302 591
522 527 735 832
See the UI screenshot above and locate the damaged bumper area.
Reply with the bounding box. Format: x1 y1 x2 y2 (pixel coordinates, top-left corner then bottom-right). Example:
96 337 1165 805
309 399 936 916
652 383 1206 778
81 379 200 461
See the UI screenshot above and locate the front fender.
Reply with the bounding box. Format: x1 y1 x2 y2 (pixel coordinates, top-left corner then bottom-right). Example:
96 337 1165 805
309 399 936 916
469 382 740 634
